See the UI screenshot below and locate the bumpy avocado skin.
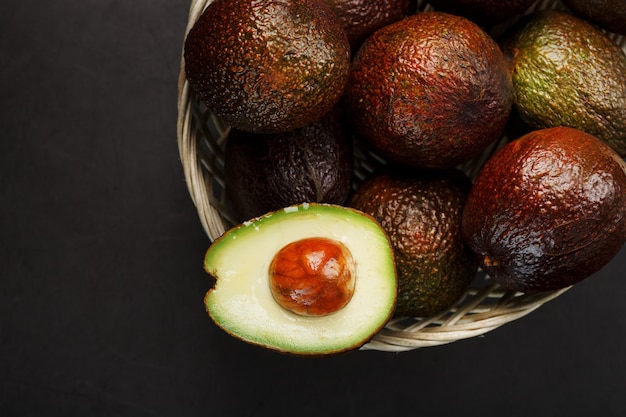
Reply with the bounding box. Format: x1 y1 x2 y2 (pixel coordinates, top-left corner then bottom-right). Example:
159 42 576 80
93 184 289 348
344 12 513 169
321 0 416 50
183 0 350 134
562 0 626 35
350 169 477 317
225 110 353 222
500 10 626 157
462 127 626 293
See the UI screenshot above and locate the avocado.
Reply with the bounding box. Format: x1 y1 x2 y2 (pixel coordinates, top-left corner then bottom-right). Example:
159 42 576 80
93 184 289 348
204 203 397 355
344 12 513 169
350 168 477 317
225 110 353 221
500 10 626 157
320 0 416 50
427 0 537 26
183 0 350 134
562 0 626 35
462 127 626 293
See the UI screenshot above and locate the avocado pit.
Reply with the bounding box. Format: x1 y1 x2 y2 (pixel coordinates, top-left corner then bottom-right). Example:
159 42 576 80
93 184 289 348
269 237 356 316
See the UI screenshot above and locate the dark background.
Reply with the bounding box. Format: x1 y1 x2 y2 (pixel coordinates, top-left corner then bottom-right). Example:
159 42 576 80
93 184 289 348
2 1 625 416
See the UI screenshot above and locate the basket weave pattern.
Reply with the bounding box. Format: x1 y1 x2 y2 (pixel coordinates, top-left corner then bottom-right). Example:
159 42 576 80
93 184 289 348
177 0 625 351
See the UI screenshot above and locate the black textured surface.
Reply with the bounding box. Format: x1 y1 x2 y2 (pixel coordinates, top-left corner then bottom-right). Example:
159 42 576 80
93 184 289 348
1 1 625 415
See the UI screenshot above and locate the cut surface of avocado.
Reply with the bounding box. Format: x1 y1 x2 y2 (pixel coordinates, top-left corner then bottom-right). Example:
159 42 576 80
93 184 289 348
204 203 397 355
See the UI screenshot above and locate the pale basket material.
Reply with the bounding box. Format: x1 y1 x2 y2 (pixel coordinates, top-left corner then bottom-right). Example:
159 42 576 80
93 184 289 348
177 0 626 352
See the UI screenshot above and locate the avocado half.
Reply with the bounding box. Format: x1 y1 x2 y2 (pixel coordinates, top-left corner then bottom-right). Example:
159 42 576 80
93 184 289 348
204 203 397 355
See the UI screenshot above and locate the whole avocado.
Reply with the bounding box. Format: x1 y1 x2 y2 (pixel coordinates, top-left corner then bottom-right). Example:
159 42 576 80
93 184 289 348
320 0 416 50
500 10 626 156
427 0 536 26
344 12 513 169
462 127 626 293
561 0 626 35
350 168 477 317
183 0 350 134
225 110 353 221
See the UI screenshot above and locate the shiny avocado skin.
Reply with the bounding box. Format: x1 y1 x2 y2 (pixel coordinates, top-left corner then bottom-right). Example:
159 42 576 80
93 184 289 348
350 169 477 317
183 0 350 134
462 127 626 293
345 12 513 169
500 10 626 157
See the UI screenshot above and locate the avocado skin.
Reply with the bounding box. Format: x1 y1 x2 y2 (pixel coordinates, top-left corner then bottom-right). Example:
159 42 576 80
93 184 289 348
462 127 626 293
321 0 416 50
225 110 353 222
350 168 477 317
427 0 536 26
562 0 626 35
183 0 350 134
500 10 626 157
344 12 513 169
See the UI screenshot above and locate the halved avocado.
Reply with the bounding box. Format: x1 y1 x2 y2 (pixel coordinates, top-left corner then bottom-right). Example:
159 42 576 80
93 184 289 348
204 203 397 355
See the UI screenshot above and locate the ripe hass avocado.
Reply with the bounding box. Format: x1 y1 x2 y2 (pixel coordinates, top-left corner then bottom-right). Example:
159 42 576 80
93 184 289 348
462 127 626 293
344 12 513 169
351 168 477 317
184 0 350 134
225 110 353 221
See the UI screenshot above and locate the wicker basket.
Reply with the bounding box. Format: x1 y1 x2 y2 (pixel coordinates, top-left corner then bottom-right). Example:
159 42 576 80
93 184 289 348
177 0 625 352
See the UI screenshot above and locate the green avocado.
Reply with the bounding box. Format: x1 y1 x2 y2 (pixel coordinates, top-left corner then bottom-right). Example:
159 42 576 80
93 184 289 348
183 0 350 134
204 203 397 355
500 10 626 156
462 127 626 293
350 168 477 317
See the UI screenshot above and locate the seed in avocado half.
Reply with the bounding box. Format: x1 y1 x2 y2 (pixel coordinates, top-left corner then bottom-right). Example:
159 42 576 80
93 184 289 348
203 203 397 355
462 127 626 293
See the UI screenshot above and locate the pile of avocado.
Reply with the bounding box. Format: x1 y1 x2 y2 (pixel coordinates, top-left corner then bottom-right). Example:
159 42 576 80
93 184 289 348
183 0 626 355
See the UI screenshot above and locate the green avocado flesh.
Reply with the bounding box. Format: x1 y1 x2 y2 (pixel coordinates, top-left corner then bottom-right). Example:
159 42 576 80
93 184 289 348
204 203 397 355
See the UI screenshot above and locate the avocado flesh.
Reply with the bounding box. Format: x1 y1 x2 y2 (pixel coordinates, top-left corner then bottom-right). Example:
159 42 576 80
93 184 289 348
204 203 397 355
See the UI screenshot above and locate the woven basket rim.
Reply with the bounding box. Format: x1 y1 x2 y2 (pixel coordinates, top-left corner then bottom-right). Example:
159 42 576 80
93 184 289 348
176 0 625 351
